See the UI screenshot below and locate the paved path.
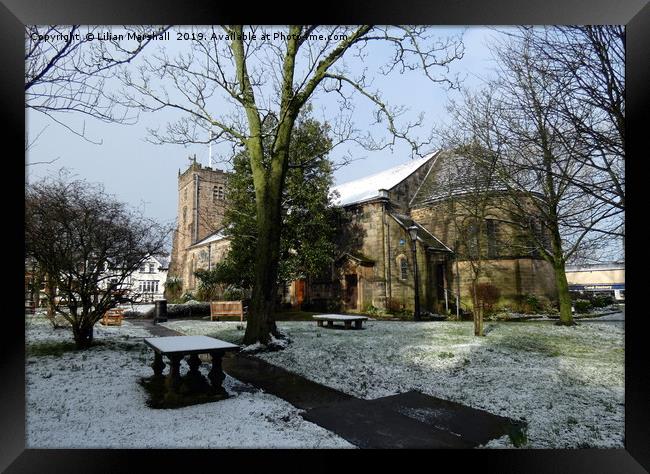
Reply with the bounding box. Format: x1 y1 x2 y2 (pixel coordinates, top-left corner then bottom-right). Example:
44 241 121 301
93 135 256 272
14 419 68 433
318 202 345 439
134 318 525 448
128 318 182 337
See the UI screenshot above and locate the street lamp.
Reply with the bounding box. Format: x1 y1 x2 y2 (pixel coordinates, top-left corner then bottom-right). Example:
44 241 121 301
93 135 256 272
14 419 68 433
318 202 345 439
408 225 421 321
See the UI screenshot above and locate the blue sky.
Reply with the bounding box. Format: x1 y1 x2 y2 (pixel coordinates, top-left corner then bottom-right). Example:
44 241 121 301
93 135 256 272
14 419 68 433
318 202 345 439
26 26 504 228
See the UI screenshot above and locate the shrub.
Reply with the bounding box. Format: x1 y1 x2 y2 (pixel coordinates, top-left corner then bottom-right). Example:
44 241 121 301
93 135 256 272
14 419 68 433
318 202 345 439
474 283 501 313
513 293 543 314
363 304 383 317
164 276 183 301
590 294 616 308
325 298 342 313
166 302 211 318
386 297 406 314
223 285 246 301
180 292 195 303
573 299 592 314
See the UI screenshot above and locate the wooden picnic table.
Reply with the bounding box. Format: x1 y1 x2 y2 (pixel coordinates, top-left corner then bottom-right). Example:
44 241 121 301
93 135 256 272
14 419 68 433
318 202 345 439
313 314 369 330
144 335 240 392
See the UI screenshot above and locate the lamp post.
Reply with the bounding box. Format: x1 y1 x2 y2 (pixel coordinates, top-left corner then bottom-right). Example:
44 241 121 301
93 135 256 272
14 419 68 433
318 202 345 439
408 225 421 321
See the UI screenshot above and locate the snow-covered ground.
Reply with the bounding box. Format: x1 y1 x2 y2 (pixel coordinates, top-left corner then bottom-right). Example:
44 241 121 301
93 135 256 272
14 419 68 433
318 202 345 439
162 318 625 449
25 315 353 449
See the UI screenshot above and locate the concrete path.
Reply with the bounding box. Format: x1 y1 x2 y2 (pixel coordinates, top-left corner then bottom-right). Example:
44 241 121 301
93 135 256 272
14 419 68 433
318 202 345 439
133 318 526 448
128 318 181 337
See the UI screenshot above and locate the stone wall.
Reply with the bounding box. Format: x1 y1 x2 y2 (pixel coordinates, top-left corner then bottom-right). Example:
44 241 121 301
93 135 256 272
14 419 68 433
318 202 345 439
168 161 229 293
337 199 450 313
184 238 231 292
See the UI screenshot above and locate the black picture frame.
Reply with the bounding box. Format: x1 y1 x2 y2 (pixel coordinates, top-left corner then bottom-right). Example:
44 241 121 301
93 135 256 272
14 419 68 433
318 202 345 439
4 1 648 471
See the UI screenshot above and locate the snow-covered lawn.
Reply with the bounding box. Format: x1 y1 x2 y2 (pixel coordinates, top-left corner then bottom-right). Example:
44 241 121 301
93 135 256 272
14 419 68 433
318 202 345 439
25 315 353 448
162 318 624 448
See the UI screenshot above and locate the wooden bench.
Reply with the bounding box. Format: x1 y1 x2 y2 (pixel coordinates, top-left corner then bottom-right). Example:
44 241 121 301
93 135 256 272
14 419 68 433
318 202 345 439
100 308 124 326
313 314 369 330
210 301 247 322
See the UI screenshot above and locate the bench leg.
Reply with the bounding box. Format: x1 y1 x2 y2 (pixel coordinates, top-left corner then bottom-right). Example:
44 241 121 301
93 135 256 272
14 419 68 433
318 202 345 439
152 352 165 377
187 354 201 377
208 352 225 389
355 320 363 329
317 320 324 327
327 321 334 328
344 321 352 330
167 355 182 391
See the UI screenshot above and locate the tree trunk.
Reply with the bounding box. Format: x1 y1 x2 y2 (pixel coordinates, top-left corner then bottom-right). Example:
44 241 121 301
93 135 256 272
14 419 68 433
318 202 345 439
553 261 575 326
72 322 94 349
45 277 58 326
242 180 283 346
548 221 575 326
471 281 484 336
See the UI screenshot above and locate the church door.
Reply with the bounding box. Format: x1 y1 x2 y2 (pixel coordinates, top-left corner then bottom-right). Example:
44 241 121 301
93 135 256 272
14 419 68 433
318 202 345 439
345 274 358 310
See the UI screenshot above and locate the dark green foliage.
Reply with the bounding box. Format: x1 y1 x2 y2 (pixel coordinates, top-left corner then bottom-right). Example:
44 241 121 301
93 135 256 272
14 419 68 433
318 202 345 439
194 269 224 301
573 299 593 314
589 294 616 308
218 109 338 290
166 302 211 318
513 293 544 314
222 286 247 301
164 276 183 302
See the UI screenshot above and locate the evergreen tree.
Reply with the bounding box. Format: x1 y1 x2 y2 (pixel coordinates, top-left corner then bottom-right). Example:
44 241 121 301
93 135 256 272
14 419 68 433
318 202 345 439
201 110 338 297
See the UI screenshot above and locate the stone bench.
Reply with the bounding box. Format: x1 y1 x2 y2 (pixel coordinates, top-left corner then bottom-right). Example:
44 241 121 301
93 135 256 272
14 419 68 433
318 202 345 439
144 335 240 394
313 314 369 330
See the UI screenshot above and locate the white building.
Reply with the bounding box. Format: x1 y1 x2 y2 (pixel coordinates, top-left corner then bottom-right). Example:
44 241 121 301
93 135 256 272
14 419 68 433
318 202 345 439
130 255 170 302
565 262 625 301
102 254 170 303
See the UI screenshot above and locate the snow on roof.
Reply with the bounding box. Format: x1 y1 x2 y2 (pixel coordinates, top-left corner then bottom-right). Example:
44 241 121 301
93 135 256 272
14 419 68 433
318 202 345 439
190 228 229 248
331 152 438 207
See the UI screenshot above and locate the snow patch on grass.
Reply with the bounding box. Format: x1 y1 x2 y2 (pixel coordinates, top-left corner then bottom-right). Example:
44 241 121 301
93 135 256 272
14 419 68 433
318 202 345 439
25 315 353 448
167 319 624 448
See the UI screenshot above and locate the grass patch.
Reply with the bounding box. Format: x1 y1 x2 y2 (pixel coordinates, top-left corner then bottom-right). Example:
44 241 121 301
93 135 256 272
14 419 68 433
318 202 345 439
26 340 103 357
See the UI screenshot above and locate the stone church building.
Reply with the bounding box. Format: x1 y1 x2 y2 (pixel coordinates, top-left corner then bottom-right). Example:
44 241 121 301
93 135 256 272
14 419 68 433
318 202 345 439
169 150 557 313
168 157 229 292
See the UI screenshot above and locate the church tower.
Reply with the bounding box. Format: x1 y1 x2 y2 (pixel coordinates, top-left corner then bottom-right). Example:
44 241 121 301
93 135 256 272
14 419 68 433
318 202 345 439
168 155 229 292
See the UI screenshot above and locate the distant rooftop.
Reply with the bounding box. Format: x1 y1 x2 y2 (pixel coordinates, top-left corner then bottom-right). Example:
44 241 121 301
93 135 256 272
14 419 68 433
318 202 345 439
565 263 625 272
331 151 438 207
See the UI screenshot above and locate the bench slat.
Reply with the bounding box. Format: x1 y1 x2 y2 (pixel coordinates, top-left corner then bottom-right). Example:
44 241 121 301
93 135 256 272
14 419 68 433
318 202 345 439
210 301 247 322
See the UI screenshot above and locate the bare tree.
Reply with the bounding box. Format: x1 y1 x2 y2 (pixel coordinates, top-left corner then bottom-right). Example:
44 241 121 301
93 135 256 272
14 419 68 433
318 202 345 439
118 25 464 345
25 25 169 148
506 26 625 215
25 174 170 348
444 32 621 326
